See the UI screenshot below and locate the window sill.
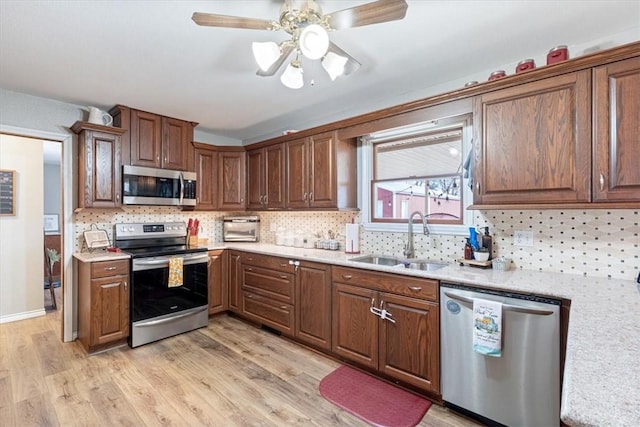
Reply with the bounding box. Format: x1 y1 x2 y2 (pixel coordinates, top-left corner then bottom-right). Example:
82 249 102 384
362 222 470 236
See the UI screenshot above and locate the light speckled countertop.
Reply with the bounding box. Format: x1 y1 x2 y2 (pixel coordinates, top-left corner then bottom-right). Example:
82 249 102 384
74 243 640 426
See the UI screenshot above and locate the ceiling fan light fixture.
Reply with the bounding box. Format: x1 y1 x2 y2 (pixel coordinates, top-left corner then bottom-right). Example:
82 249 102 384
299 24 329 60
280 61 304 89
322 52 348 80
252 41 281 71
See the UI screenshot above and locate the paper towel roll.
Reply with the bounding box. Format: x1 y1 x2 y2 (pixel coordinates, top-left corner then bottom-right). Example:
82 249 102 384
345 223 360 254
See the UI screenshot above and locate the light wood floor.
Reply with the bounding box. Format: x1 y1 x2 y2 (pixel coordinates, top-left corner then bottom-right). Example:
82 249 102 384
0 308 482 426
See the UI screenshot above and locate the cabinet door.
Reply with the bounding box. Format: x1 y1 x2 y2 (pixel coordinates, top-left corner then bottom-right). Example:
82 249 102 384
90 275 129 346
296 262 331 350
78 129 122 208
130 109 162 168
161 117 189 171
208 250 227 314
194 147 217 210
593 57 640 202
309 132 336 208
246 148 265 209
265 143 286 209
474 71 592 205
378 293 440 393
286 137 309 208
332 283 378 369
228 251 242 312
218 150 246 210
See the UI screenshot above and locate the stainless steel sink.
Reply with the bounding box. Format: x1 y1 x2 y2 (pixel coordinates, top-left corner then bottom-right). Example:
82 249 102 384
349 254 404 266
403 260 449 271
350 255 448 271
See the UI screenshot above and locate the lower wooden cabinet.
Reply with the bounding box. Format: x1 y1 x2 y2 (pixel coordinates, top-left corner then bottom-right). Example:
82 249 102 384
240 253 295 335
332 267 440 395
227 250 242 312
77 259 129 353
208 250 228 315
295 261 332 351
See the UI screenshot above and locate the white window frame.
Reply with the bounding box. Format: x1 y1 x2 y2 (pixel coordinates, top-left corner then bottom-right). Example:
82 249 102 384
358 115 474 236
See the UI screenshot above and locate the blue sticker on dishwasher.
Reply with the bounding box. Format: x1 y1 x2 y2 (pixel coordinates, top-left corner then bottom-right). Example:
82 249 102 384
447 300 461 314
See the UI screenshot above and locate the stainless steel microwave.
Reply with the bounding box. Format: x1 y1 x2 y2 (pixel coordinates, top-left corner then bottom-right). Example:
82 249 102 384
122 165 197 207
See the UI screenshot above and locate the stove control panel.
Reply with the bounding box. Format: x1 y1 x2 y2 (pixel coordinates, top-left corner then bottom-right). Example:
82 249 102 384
115 222 187 239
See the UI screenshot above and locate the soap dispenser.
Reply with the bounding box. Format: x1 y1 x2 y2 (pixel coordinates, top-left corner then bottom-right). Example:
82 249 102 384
482 227 493 260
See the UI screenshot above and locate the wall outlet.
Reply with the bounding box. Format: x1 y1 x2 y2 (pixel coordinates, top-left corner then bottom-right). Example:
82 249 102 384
513 230 534 247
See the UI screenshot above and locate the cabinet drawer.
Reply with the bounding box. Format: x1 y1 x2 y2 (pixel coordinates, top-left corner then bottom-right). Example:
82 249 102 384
240 252 295 273
333 266 438 302
91 259 129 278
242 265 294 303
242 291 294 335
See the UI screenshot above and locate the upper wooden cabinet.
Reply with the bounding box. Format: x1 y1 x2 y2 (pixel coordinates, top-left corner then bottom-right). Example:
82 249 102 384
285 131 357 209
473 70 592 205
110 105 196 172
72 121 126 209
193 143 218 210
218 148 246 210
593 57 640 202
246 143 286 210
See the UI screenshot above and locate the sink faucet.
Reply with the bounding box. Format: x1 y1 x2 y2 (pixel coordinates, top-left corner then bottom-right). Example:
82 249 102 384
404 211 429 259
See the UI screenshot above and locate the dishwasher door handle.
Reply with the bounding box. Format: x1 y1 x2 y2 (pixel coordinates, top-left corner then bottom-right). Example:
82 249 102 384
444 291 554 316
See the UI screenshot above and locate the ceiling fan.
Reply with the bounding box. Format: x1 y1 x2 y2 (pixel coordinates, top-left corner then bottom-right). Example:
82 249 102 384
192 0 408 88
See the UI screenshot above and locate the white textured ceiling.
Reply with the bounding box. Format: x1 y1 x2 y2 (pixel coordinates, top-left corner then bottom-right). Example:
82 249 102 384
1 1 639 144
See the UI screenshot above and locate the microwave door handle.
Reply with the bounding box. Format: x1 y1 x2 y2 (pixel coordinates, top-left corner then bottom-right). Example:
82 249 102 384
179 172 184 205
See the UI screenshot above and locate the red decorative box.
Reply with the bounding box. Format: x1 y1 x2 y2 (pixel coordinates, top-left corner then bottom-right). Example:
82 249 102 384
488 70 506 81
516 59 536 73
547 45 569 65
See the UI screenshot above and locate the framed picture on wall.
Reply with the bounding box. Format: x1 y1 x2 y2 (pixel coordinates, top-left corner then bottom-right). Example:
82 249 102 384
44 214 60 233
0 169 16 216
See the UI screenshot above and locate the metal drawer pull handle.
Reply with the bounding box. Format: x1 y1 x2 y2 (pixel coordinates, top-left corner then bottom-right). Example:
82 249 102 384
280 275 288 279
105 266 117 271
280 263 287 267
408 286 422 291
280 305 287 309
246 267 253 271
247 257 253 261
342 274 353 280
599 173 605 191
124 281 127 290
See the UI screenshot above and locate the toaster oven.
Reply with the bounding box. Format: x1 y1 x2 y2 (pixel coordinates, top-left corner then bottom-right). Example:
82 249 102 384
223 216 260 242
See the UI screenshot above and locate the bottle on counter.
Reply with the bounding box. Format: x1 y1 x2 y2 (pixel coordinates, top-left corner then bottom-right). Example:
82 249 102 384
482 227 493 260
464 239 473 260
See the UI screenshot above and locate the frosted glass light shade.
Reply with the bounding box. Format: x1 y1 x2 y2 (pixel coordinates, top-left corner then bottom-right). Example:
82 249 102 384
280 63 304 89
252 41 280 71
322 52 348 80
299 24 329 60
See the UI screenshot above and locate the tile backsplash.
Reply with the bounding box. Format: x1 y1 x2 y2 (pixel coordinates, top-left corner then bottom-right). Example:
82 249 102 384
75 208 639 281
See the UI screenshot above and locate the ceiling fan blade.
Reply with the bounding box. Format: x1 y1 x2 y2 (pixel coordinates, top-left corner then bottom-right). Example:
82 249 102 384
327 0 408 30
256 44 295 77
192 12 274 30
327 42 361 76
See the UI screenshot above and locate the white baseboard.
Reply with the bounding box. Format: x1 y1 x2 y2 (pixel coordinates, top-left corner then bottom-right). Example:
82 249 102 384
0 309 46 324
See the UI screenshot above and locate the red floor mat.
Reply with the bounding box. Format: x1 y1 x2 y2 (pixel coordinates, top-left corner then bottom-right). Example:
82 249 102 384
319 365 432 427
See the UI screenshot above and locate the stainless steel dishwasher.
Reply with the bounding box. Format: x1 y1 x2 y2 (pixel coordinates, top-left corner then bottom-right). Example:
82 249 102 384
440 283 561 427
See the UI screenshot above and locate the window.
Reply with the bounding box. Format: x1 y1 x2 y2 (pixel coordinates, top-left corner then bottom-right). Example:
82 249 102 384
359 114 473 235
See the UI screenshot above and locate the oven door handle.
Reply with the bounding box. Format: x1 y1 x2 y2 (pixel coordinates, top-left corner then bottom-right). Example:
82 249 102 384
135 306 208 327
132 253 209 270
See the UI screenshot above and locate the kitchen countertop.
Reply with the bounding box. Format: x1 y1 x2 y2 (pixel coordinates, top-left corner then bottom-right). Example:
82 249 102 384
73 243 640 426
73 250 130 263
222 243 640 427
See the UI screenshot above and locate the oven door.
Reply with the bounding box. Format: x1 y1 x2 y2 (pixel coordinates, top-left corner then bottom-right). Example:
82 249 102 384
130 251 208 323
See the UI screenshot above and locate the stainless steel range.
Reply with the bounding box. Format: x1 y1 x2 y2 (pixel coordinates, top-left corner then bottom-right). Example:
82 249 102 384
114 222 208 348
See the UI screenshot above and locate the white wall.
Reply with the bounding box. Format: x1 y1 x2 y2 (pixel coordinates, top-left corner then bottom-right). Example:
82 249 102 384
43 163 61 216
0 134 45 322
